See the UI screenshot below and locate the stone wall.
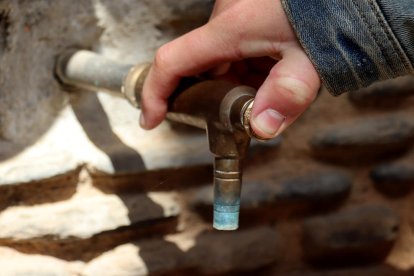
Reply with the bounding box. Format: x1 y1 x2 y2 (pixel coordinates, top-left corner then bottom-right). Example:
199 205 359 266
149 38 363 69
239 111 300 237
1 1 414 275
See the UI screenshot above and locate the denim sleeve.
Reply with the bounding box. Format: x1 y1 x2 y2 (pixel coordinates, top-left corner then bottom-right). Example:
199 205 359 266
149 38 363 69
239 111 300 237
281 0 414 95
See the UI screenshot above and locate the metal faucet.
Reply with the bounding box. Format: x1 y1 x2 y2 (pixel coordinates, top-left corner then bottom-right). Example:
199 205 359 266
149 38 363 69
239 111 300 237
55 50 267 231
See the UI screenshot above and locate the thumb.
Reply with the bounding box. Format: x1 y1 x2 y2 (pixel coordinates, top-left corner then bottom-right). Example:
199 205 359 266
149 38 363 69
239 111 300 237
250 48 320 139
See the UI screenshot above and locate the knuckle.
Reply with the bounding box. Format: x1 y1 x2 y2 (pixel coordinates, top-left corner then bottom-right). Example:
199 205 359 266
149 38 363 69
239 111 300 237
276 77 316 108
153 45 171 70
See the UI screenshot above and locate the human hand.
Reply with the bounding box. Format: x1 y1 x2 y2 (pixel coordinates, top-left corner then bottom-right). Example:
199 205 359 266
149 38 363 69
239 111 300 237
140 0 321 139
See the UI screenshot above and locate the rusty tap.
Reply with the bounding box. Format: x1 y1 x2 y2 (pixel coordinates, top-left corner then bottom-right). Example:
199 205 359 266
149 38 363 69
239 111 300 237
55 49 268 230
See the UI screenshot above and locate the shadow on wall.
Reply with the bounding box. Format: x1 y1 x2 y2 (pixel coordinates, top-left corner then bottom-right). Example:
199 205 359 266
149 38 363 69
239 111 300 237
70 92 146 173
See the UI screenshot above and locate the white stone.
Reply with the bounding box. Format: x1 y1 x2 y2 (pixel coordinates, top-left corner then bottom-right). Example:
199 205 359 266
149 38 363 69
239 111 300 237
0 247 83 276
0 189 180 240
83 244 149 276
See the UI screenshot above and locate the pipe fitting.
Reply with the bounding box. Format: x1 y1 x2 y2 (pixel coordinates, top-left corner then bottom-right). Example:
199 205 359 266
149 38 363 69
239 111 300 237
241 99 272 142
122 63 151 108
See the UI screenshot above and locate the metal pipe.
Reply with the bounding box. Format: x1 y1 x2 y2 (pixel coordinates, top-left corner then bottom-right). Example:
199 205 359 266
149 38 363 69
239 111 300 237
55 50 267 230
56 50 132 95
213 157 242 230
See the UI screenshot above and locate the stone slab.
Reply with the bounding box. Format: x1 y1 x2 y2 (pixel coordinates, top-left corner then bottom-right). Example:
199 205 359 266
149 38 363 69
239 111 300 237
310 114 414 161
303 205 400 265
0 187 180 240
371 162 414 197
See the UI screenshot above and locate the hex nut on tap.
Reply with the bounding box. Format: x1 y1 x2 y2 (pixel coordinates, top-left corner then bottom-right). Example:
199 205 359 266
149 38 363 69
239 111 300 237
241 99 271 142
122 63 151 108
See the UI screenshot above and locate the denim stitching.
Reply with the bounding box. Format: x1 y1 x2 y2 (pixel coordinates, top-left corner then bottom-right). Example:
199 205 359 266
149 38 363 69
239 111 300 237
351 0 391 71
368 0 412 71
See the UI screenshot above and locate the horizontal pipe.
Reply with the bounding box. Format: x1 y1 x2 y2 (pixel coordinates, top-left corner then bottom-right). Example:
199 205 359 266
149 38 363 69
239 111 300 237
56 50 132 95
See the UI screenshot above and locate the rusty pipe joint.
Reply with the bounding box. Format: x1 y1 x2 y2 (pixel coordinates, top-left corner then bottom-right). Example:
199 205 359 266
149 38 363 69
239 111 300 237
55 50 266 230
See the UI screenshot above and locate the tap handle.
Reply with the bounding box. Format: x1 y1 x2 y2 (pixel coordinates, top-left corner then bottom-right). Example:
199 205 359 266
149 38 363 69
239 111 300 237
123 62 207 109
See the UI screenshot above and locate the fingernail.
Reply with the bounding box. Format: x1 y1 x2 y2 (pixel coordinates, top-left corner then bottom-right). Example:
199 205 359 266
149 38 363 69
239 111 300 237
252 109 285 137
139 114 146 129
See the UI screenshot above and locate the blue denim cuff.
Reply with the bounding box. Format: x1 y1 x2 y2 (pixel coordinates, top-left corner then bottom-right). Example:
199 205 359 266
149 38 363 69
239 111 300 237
282 0 413 95
377 0 414 67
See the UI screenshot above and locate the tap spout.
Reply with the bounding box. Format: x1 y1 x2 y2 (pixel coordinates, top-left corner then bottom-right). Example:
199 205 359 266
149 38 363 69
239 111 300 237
213 157 242 230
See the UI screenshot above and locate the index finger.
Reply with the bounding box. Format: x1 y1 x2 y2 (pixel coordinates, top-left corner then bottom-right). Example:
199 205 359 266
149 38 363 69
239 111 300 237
140 23 241 129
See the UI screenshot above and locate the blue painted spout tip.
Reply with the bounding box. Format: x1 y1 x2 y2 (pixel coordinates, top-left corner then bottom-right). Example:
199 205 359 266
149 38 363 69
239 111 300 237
213 210 239 231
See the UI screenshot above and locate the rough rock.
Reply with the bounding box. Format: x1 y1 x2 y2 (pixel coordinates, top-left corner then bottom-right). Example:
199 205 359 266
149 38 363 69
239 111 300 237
371 163 414 197
0 191 180 240
303 205 400 265
349 76 414 106
83 226 279 276
276 171 351 204
310 115 414 162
